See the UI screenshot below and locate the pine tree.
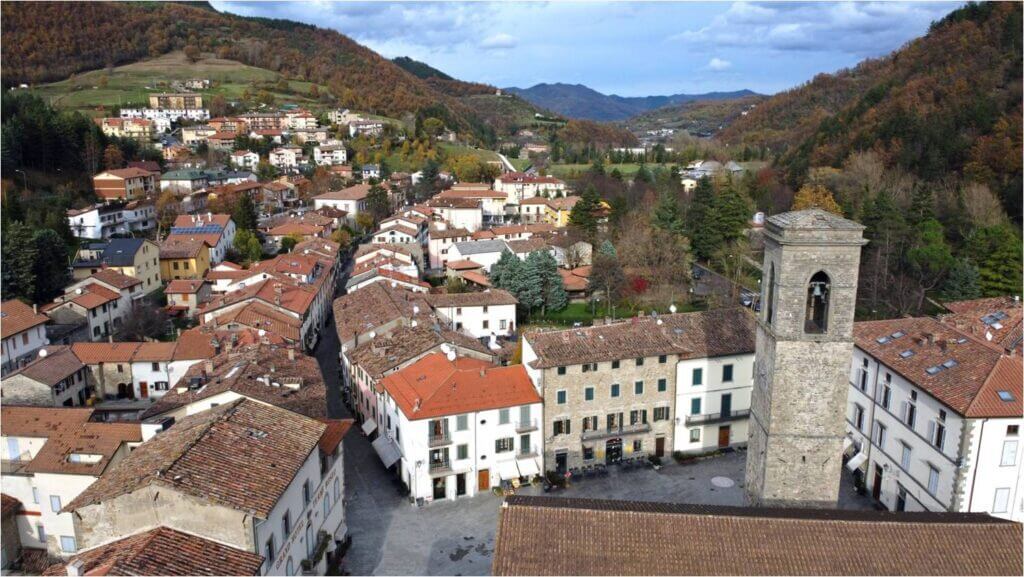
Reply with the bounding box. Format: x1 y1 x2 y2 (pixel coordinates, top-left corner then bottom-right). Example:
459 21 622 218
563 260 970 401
652 190 686 237
32 229 70 303
967 224 1023 296
686 177 721 260
231 193 259 232
907 184 936 228
518 254 544 313
1 221 38 301
713 181 751 243
568 184 600 241
490 249 519 290
941 258 982 300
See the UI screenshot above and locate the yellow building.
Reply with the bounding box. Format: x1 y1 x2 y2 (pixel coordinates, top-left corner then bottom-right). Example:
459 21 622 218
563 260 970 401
159 237 211 281
545 196 585 227
72 238 163 295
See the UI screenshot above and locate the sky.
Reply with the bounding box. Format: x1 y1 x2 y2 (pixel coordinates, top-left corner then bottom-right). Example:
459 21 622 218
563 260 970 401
210 1 963 97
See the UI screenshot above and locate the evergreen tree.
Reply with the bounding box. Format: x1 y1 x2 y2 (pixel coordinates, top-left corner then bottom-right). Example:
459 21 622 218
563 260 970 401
634 163 653 184
233 229 263 264
32 229 70 303
366 184 390 222
524 250 566 315
490 249 520 291
713 181 751 243
652 189 686 237
231 193 259 232
686 177 721 260
517 254 544 312
941 258 982 300
1 221 38 301
568 184 600 241
588 157 605 177
907 184 936 228
966 224 1023 296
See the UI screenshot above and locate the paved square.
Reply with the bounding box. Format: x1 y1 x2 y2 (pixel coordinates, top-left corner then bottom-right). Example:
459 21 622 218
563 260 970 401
341 436 875 576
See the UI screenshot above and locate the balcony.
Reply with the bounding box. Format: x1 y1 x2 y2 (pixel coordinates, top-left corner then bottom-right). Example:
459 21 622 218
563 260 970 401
516 419 539 433
427 431 452 448
580 423 651 441
429 459 452 475
685 409 751 426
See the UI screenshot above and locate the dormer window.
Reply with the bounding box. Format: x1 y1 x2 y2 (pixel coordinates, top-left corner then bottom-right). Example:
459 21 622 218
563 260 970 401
805 271 830 334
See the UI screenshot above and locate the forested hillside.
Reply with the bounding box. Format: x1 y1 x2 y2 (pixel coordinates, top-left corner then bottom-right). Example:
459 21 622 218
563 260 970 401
718 2 1022 219
0 1 496 141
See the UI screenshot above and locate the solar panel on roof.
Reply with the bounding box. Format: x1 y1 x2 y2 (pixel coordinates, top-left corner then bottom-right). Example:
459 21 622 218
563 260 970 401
170 225 223 235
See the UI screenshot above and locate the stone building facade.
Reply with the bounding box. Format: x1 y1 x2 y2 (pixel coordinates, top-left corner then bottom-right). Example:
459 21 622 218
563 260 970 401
745 209 867 507
523 308 755 473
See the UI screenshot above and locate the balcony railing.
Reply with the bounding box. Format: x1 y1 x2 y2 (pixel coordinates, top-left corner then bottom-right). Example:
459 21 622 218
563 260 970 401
428 431 452 447
685 409 751 426
429 459 452 474
515 419 539 433
517 446 540 459
580 423 652 441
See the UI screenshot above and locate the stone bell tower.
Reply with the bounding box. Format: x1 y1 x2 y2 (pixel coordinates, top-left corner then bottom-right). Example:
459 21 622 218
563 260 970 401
745 209 867 508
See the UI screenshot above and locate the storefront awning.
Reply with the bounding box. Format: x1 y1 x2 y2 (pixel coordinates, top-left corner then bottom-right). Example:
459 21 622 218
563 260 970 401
495 459 521 481
361 418 377 436
517 457 541 478
846 451 868 472
371 435 401 468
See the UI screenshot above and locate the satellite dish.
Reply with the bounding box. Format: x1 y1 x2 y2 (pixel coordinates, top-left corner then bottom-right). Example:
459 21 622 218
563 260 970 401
75 288 84 295
370 331 377 339
446 351 457 362
656 319 663 325
413 305 420 315
669 304 677 314
258 329 266 337
986 331 993 341
38 349 48 358
391 282 397 288
439 343 451 354
411 320 418 328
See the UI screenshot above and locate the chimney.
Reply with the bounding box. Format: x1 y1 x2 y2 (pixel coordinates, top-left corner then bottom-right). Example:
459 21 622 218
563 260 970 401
926 333 936 345
108 334 114 343
270 363 276 373
204 360 214 374
287 348 295 361
66 559 85 577
33 303 38 314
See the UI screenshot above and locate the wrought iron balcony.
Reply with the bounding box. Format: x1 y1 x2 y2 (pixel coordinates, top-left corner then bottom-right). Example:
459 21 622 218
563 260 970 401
685 409 751 426
429 459 452 474
515 419 539 433
428 431 452 447
580 423 652 441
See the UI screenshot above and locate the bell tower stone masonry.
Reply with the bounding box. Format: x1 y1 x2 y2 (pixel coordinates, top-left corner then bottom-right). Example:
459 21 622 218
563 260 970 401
745 209 867 507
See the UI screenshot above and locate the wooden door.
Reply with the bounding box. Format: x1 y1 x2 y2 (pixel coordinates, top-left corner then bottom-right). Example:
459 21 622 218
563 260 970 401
139 381 149 399
655 437 665 458
717 425 731 448
872 465 883 501
478 469 489 491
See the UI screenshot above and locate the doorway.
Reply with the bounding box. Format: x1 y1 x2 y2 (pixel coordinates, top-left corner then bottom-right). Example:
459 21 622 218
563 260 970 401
720 393 732 417
655 437 666 458
432 476 447 500
139 381 149 399
872 464 883 501
478 469 489 491
456 473 466 497
555 452 568 474
605 438 623 463
717 425 731 448
896 485 907 512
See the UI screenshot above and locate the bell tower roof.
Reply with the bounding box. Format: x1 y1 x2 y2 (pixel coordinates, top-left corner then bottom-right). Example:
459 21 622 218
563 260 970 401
767 209 865 231
765 209 867 247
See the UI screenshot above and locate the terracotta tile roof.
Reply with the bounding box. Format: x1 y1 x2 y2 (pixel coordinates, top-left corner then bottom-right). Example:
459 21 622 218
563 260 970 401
854 316 1022 417
493 496 1024 576
0 405 94 437
492 224 551 237
203 278 316 318
333 283 432 344
939 296 1023 354
101 167 155 179
558 269 588 292
173 214 232 229
519 197 551 206
1 405 138 476
132 342 179 362
355 243 417 260
445 259 484 271
436 188 506 199
506 238 549 254
205 268 253 281
352 257 411 278
25 421 140 476
213 301 303 341
426 289 518 308
160 237 210 259
142 343 326 419
472 230 496 240
44 284 121 312
548 196 580 210
174 326 285 360
460 271 492 287
1 494 21 519
425 197 480 210
89 269 142 290
66 399 328 518
380 352 540 420
70 342 141 364
267 222 325 236
348 323 493 379
292 238 341 260
165 279 206 294
4 346 84 385
315 205 349 219
1 299 49 339
375 223 420 238
429 226 472 240
526 308 755 369
42 526 264 576
314 183 374 201
317 419 354 454
381 214 427 227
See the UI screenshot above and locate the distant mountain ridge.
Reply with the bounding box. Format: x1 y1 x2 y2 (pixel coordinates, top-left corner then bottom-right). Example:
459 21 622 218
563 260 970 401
505 83 760 121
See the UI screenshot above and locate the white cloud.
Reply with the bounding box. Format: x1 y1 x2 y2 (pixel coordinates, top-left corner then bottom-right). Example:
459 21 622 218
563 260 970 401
707 57 732 71
480 32 518 51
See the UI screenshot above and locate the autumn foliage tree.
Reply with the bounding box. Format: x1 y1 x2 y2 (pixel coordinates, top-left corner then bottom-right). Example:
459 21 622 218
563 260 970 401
791 184 842 214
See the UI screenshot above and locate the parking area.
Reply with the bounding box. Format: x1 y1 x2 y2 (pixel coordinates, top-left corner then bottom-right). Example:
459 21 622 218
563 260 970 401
341 445 875 575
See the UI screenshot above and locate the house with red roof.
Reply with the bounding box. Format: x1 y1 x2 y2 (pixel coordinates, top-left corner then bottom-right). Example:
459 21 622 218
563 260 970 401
375 352 543 503
846 315 1023 522
42 270 142 341
1 300 50 376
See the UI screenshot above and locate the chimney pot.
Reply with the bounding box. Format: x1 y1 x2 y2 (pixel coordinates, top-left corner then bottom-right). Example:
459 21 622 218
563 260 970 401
204 360 214 373
288 348 295 361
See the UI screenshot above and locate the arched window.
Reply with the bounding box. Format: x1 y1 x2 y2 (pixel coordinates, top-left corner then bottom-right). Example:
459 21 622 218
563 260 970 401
765 263 776 324
805 271 831 334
